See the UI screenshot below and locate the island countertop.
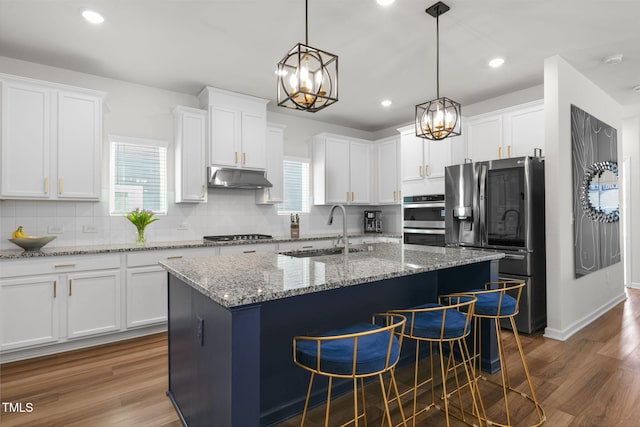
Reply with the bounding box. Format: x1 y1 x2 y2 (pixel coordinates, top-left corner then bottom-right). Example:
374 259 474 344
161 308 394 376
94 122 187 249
160 243 504 308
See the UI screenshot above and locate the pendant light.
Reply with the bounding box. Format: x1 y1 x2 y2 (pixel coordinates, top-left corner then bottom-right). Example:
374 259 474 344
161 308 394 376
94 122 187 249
276 0 338 112
415 1 461 140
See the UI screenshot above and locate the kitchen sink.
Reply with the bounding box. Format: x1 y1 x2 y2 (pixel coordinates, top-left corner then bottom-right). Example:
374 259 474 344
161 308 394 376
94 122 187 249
280 247 365 258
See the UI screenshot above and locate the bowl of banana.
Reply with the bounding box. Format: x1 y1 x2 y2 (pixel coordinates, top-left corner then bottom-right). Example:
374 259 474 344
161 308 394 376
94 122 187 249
9 226 56 251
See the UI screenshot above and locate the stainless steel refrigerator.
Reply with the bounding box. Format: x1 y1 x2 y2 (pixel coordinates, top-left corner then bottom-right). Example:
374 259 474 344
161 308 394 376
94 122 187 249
444 156 546 333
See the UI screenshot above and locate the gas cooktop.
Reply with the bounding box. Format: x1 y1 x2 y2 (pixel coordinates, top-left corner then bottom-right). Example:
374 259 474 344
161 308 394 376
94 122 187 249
203 234 273 242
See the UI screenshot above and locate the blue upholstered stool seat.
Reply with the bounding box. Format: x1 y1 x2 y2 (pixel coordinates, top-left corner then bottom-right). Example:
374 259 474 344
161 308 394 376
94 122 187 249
401 303 470 340
296 323 400 376
470 290 518 316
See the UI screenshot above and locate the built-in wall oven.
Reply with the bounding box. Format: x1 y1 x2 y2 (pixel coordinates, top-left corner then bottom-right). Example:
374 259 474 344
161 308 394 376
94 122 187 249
403 194 446 246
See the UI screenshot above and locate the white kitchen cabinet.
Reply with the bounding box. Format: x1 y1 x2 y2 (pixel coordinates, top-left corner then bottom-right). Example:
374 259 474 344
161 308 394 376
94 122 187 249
219 243 277 255
0 74 104 200
376 137 401 204
465 100 544 162
0 276 59 351
199 86 269 170
312 133 372 205
399 126 452 182
66 269 121 339
126 266 167 328
256 123 286 204
174 106 207 203
57 90 102 199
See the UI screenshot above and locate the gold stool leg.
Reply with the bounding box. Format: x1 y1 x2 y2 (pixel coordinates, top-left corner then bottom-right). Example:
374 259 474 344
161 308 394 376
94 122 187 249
438 341 451 427
510 317 544 423
325 376 333 427
390 368 408 427
360 378 368 426
301 372 315 427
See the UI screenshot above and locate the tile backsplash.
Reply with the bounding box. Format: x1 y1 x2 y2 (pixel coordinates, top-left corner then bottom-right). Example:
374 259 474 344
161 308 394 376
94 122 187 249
0 190 401 249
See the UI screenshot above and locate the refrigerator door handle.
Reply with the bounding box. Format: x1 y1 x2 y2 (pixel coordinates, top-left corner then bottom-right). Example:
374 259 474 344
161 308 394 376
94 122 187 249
479 164 487 246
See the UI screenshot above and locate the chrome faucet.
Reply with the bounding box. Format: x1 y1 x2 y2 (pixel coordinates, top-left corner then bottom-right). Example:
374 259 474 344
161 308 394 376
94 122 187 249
327 204 348 254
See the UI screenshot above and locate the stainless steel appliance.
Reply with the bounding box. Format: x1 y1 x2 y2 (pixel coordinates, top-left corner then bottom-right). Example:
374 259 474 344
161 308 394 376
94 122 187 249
203 234 273 242
445 156 546 333
364 210 382 233
403 194 446 246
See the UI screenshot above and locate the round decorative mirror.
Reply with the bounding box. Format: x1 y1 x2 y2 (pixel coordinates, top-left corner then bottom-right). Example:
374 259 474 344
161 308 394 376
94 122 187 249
580 161 619 223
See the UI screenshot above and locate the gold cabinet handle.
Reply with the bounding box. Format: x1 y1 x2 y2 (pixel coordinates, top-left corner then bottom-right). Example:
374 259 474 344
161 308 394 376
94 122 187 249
53 280 57 298
166 255 183 260
507 145 511 157
235 151 238 164
498 146 502 159
58 178 63 194
419 165 423 177
54 264 76 268
351 192 354 201
346 192 349 202
69 279 72 297
393 190 396 201
44 178 49 194
425 165 430 177
243 152 246 165
243 250 256 254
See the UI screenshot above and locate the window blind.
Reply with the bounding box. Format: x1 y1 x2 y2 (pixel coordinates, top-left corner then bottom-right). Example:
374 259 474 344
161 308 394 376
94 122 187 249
278 159 310 214
110 141 167 215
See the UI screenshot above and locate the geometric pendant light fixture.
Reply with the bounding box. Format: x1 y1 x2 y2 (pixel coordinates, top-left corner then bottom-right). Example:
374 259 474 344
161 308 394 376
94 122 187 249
276 0 338 112
415 1 461 140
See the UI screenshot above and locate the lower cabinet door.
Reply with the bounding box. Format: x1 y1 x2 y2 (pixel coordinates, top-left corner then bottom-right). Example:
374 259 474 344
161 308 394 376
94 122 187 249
67 270 121 339
126 266 168 328
0 276 59 351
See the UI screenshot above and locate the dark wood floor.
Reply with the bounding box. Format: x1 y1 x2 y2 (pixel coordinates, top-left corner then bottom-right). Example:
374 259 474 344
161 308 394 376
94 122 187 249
2 288 640 426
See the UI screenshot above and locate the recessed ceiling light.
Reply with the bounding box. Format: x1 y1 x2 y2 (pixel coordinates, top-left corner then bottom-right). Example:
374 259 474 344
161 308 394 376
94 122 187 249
488 57 505 68
381 100 392 107
82 10 104 25
377 0 395 6
602 54 623 65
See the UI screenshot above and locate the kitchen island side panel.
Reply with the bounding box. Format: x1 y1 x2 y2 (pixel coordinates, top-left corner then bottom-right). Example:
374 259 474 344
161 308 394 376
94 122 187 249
168 275 261 427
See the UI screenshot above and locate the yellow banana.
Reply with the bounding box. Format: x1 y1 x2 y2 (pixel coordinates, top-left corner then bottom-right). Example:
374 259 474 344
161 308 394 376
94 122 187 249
12 226 28 239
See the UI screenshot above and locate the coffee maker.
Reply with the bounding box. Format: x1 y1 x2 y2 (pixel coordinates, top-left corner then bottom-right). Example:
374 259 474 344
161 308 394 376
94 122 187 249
364 210 382 233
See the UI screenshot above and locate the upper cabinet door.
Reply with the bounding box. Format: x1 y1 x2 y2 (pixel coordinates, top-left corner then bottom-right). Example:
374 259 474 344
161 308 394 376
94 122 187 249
57 91 102 200
324 136 350 204
349 140 371 204
466 115 503 162
377 138 399 204
240 112 266 170
210 106 241 167
401 132 425 182
0 80 50 198
426 138 451 179
504 104 544 158
175 106 207 203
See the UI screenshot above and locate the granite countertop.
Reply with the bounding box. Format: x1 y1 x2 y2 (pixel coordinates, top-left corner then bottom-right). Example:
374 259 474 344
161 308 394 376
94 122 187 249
0 233 401 259
160 243 504 309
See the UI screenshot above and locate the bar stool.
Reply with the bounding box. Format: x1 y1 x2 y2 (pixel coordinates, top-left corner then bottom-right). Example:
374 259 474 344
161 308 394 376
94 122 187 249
462 280 545 427
293 313 407 427
389 295 483 427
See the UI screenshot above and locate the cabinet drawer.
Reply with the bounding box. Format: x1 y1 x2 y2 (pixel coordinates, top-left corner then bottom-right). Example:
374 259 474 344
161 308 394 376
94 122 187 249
126 247 218 267
0 254 121 278
277 240 335 251
219 243 276 255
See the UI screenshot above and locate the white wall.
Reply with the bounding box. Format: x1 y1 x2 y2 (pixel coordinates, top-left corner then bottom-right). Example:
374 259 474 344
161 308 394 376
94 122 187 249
543 55 625 340
0 56 401 249
622 117 639 287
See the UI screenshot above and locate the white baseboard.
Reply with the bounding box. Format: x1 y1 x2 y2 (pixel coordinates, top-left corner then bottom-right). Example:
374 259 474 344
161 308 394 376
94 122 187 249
0 324 167 364
544 292 627 341
626 282 640 289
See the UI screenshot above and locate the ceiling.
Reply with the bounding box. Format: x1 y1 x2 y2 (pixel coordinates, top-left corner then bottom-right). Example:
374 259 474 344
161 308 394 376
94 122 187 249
1 0 639 132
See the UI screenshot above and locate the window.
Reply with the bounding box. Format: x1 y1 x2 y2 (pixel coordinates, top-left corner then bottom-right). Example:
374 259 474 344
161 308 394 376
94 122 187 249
109 135 168 215
278 158 310 214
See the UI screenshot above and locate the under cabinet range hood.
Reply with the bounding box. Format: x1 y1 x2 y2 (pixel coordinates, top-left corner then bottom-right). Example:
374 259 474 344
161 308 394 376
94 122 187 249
207 166 273 189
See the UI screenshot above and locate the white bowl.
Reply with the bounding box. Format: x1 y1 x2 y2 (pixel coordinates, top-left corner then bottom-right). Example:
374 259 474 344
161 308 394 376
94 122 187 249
9 236 56 251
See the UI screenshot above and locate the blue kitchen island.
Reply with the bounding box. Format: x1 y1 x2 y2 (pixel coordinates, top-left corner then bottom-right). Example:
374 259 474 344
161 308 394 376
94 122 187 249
160 243 503 427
